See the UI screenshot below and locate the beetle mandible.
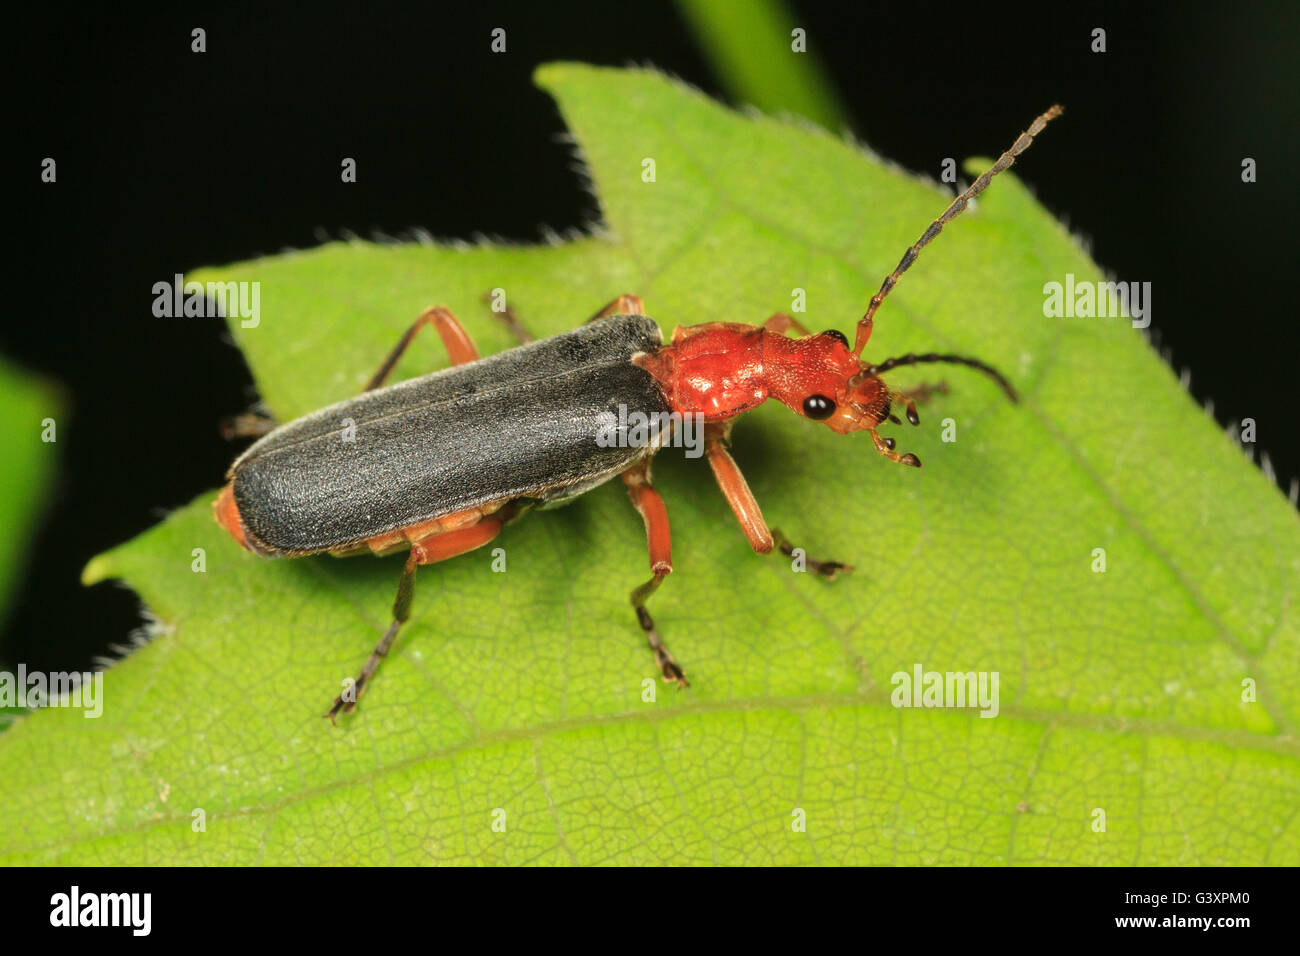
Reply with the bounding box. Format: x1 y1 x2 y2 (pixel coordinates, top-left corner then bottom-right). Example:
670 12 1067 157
214 105 1062 719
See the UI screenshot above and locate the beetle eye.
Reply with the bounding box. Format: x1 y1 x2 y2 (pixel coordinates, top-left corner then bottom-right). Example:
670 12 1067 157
822 329 849 347
802 394 836 420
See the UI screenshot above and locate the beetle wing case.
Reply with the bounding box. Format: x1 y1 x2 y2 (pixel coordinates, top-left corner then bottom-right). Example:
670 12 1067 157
229 315 670 554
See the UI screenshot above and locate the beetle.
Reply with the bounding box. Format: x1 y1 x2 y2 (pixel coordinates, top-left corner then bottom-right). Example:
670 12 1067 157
215 105 1061 719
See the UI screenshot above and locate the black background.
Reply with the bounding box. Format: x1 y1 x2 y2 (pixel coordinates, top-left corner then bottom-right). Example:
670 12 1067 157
6 1 1299 673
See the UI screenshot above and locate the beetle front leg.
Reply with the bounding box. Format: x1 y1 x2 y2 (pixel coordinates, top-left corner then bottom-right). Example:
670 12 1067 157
326 516 503 721
869 429 921 467
620 461 687 686
365 305 480 391
705 430 852 577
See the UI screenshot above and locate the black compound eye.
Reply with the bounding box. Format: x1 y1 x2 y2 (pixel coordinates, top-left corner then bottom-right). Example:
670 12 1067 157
802 394 836 420
821 328 849 347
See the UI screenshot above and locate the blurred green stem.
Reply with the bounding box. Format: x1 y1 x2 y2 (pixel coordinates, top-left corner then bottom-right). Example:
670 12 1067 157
676 0 851 132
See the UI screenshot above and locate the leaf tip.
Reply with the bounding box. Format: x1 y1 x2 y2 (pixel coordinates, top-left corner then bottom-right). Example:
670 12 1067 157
532 61 589 93
81 553 115 587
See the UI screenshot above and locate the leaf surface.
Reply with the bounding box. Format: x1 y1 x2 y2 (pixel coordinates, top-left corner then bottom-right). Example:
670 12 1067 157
2 64 1297 865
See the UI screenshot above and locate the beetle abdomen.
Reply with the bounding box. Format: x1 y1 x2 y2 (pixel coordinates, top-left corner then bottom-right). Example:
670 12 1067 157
228 315 669 555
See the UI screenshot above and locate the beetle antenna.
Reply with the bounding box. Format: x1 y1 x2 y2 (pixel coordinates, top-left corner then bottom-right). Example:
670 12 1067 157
865 353 1019 403
852 104 1063 355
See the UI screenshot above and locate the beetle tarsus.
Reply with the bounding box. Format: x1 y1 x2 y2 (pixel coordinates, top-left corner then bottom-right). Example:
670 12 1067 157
481 290 536 343
635 603 687 685
770 528 854 580
870 429 922 469
632 570 688 687
325 553 418 721
658 652 688 686
325 618 403 720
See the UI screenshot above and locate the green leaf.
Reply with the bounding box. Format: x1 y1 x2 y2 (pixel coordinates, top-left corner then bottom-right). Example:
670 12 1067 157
0 359 61 734
3 63 1297 865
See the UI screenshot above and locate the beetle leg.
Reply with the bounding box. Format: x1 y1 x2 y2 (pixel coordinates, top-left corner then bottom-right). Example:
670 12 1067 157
218 410 278 439
868 428 921 467
620 461 687 686
705 433 852 575
769 528 853 580
761 312 813 337
365 305 479 391
894 381 949 422
705 435 774 554
479 291 535 344
896 381 949 402
327 550 418 721
326 517 503 721
587 293 646 322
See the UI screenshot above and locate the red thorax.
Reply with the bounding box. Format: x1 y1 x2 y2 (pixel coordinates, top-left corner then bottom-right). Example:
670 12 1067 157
634 323 891 434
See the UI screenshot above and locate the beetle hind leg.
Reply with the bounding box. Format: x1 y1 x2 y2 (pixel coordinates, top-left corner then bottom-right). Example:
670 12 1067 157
621 461 688 686
326 516 504 721
327 550 419 721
